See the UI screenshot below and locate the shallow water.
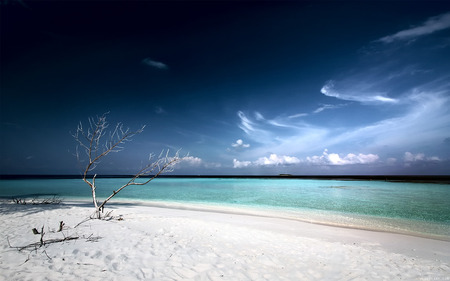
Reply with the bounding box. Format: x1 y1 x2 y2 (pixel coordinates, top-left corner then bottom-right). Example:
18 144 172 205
1 177 449 239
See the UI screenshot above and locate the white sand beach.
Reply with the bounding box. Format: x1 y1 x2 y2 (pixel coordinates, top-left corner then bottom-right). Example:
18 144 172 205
1 200 449 281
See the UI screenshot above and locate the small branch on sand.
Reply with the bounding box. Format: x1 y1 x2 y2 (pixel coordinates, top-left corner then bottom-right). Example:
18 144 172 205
74 210 121 228
7 220 103 264
58 221 65 232
85 233 102 242
7 226 79 252
7 234 79 264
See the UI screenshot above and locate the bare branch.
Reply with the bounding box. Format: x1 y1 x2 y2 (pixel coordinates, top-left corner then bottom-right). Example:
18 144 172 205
96 149 182 212
72 113 182 218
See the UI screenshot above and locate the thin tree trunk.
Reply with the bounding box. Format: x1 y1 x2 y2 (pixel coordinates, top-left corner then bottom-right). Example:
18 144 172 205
72 113 181 218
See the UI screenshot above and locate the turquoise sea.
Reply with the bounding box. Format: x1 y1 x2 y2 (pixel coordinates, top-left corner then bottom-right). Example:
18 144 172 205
1 177 449 240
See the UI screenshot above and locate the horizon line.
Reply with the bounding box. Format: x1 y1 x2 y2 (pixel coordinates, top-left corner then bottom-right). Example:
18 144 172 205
1 174 449 183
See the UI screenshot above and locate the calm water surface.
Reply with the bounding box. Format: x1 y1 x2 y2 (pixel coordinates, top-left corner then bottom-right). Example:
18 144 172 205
1 178 449 239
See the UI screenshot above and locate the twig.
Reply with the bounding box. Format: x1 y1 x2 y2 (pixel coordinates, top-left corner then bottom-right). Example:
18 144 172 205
74 217 93 228
58 221 65 232
85 233 102 242
20 254 31 265
43 250 52 260
39 226 44 247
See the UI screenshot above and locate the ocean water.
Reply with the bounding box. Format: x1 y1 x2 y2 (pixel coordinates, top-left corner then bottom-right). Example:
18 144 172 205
1 177 449 240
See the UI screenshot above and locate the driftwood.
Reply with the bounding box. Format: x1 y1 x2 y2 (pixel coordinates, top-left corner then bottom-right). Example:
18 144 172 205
8 235 80 252
7 218 105 264
7 225 79 252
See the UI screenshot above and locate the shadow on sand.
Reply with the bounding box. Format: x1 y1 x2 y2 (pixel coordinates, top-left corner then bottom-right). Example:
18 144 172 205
0 197 147 217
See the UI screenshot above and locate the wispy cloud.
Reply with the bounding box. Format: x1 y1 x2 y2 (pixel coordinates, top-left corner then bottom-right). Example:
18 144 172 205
325 88 450 153
237 111 277 143
154 106 166 114
237 111 256 135
378 12 450 43
321 80 398 104
404 152 441 163
142 58 168 70
235 84 449 165
231 12 450 173
288 112 308 119
288 104 345 119
237 110 327 153
312 103 346 114
324 12 450 108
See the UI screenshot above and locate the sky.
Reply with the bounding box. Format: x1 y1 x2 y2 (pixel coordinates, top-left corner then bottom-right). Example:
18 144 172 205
1 1 450 175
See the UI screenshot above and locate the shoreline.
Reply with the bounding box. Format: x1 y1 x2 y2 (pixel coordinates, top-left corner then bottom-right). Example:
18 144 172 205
72 198 450 242
5 198 450 242
1 199 449 280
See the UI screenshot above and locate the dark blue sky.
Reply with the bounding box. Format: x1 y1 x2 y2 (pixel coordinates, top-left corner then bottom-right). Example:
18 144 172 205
1 1 450 175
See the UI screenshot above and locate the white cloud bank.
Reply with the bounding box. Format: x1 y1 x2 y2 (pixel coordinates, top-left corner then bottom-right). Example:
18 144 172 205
178 156 203 166
255 154 301 166
233 154 300 168
233 151 380 168
233 159 252 168
379 12 450 43
306 149 379 165
404 152 441 163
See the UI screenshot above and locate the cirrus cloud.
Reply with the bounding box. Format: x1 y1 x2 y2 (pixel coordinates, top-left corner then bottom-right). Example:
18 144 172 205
142 58 168 70
321 80 398 104
378 12 450 44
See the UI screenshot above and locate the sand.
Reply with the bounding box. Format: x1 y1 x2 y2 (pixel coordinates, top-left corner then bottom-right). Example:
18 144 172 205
0 200 449 281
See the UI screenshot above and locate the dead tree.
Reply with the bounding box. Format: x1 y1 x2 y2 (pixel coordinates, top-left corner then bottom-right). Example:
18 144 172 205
71 113 181 218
